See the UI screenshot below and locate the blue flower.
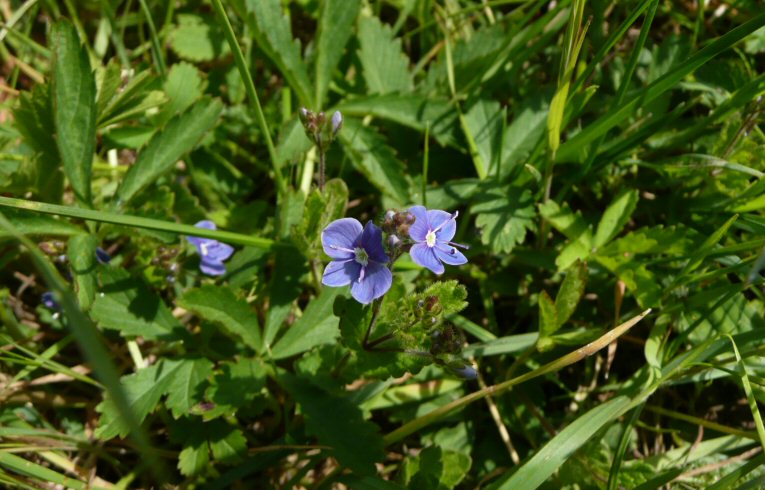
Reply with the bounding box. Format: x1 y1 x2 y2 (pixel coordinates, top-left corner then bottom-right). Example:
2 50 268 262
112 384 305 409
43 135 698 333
41 292 60 310
186 220 234 276
95 247 111 264
321 218 392 304
408 205 468 275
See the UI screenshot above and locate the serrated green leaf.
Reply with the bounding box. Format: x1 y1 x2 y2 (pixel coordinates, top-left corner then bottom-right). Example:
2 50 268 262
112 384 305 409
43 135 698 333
335 94 459 147
501 93 549 177
339 118 410 206
156 62 203 124
165 358 214 418
594 190 639 248
555 260 587 327
315 0 360 105
98 71 167 128
52 21 97 205
272 287 342 360
177 285 262 352
12 84 63 201
278 372 385 475
538 290 558 340
595 255 662 309
178 438 209 477
68 234 97 311
293 179 348 258
472 187 535 254
169 14 229 62
206 358 266 417
96 358 209 439
400 446 471 490
335 295 373 351
245 0 313 106
463 99 505 178
358 16 412 94
116 97 222 204
539 200 593 269
90 266 188 341
95 58 122 116
209 427 247 463
265 246 308 347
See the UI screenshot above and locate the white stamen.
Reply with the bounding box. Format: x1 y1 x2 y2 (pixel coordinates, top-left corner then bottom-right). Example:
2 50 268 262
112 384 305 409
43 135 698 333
200 242 209 256
354 247 369 267
426 230 437 247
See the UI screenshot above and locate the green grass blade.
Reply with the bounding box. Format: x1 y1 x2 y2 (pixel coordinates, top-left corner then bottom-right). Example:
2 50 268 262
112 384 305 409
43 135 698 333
0 452 87 490
557 11 765 162
727 335 765 453
137 0 166 76
495 396 635 490
0 196 276 249
210 0 286 196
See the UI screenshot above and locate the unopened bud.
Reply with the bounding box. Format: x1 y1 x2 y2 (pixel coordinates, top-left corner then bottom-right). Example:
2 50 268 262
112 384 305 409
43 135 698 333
452 364 477 380
331 111 343 135
387 234 401 249
298 107 311 125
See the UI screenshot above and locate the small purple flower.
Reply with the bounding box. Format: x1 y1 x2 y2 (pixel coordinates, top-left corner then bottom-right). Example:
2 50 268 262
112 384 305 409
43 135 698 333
95 247 111 264
41 292 60 310
186 220 234 276
408 206 468 275
321 218 392 304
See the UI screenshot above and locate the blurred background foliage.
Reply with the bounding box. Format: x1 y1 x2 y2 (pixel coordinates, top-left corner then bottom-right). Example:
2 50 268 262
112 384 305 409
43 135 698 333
2 0 765 488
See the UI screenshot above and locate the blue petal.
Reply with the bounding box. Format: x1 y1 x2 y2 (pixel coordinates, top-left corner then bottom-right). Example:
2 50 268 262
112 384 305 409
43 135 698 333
200 259 227 276
206 241 235 262
360 221 388 263
194 220 217 231
350 262 392 304
435 244 467 266
408 205 429 242
410 243 444 275
428 209 456 241
187 221 217 248
322 218 362 259
322 259 359 287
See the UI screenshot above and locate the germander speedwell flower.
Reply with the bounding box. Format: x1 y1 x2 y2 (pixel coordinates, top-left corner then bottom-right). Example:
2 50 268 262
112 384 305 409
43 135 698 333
408 205 468 275
186 220 234 276
321 218 392 304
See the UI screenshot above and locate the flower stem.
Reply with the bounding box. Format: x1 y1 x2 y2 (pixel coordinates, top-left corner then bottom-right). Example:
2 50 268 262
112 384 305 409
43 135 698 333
318 143 326 192
362 297 384 348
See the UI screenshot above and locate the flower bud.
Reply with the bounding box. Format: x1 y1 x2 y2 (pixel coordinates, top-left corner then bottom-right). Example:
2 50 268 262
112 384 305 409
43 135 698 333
451 364 477 380
387 234 401 249
331 111 343 136
299 107 310 124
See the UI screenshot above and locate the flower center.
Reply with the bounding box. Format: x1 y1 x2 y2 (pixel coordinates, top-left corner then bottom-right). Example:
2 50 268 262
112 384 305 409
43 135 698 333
200 242 209 256
426 230 437 247
354 247 369 266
